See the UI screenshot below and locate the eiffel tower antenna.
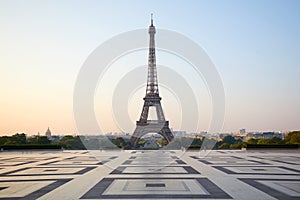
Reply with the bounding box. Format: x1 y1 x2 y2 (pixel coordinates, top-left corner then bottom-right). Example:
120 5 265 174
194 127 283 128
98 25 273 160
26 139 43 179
151 13 153 25
130 15 174 148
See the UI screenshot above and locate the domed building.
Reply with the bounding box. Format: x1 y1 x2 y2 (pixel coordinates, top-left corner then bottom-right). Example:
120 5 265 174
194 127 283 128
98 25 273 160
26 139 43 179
45 127 52 139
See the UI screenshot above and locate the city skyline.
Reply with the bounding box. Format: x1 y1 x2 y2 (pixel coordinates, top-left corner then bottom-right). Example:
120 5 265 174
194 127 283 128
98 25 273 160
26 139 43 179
1 0 300 135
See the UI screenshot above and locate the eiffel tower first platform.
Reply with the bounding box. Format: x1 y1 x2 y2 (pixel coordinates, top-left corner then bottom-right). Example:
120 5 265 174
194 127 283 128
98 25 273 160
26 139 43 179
130 15 174 147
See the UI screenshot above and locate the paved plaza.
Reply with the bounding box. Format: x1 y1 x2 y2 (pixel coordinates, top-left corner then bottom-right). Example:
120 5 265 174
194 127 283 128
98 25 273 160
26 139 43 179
0 150 299 199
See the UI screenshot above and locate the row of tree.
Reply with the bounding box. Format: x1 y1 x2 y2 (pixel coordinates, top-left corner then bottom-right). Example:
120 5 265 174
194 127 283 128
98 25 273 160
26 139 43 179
217 131 300 149
0 133 51 145
0 133 83 149
0 131 299 150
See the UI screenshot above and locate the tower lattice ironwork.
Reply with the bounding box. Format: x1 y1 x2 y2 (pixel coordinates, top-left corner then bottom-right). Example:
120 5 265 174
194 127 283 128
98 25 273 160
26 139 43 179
130 15 174 147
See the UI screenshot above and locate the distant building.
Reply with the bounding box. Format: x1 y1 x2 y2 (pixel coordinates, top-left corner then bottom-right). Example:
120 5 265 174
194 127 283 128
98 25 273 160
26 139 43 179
172 131 187 138
234 134 247 142
235 129 247 141
51 135 60 143
247 131 284 140
45 127 52 139
239 129 246 134
200 131 208 135
262 132 275 139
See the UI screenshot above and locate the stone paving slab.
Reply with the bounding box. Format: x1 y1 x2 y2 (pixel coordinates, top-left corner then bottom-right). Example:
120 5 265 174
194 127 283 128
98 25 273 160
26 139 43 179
0 150 298 199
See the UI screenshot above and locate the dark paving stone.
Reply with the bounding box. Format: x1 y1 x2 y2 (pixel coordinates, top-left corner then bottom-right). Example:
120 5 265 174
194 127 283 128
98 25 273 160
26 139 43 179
81 177 232 199
0 186 8 191
272 159 300 165
239 178 300 200
146 183 166 187
1 166 96 176
213 166 300 175
0 179 71 200
110 166 199 174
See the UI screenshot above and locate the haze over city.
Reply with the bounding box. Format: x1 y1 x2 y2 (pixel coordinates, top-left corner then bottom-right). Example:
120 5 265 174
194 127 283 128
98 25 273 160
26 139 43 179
0 0 299 135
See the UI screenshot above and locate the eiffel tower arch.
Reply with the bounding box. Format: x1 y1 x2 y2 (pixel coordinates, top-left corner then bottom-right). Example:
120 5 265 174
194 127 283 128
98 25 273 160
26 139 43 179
130 15 174 147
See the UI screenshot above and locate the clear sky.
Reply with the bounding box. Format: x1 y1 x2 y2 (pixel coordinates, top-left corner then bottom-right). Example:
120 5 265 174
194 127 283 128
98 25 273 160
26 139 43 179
0 0 299 135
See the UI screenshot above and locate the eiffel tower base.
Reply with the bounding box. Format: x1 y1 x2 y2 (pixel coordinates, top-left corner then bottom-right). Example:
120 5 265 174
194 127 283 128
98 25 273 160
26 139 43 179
130 121 174 148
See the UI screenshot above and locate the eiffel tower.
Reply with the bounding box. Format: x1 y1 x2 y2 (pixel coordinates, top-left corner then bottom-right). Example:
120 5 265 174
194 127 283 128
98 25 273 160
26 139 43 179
130 15 174 147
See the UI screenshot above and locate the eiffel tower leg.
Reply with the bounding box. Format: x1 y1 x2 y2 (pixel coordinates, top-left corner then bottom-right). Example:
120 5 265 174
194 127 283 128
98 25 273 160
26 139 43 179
140 104 149 121
159 126 174 143
130 125 146 148
155 104 165 121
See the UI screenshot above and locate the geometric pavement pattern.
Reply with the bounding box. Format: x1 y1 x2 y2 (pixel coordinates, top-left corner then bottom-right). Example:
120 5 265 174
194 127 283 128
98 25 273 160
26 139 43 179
0 150 299 199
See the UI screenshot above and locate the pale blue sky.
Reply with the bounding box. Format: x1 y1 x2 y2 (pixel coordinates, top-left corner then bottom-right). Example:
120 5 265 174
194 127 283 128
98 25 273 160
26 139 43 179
0 0 299 135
